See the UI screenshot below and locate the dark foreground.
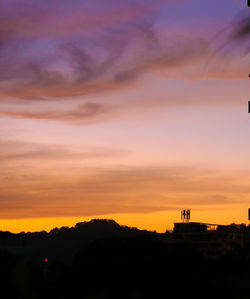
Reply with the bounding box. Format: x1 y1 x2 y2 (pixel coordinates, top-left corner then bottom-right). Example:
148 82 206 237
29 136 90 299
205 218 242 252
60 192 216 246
1 219 250 299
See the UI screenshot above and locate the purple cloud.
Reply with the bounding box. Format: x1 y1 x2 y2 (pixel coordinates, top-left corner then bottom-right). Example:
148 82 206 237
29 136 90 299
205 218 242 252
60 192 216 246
0 0 211 102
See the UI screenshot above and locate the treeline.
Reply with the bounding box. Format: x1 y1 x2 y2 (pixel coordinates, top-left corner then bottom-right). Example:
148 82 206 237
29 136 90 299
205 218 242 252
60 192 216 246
0 235 250 299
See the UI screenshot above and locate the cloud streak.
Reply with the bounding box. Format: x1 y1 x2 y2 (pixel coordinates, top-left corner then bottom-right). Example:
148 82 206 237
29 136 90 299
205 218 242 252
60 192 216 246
0 140 126 162
0 0 212 102
0 161 249 219
0 102 114 123
229 16 250 49
212 12 250 56
0 0 247 124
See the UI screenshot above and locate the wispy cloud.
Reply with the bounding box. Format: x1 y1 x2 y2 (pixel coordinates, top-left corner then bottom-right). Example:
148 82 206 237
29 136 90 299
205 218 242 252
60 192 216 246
0 0 211 102
210 12 250 56
229 15 250 51
0 162 249 219
0 0 247 124
0 140 126 162
0 102 114 123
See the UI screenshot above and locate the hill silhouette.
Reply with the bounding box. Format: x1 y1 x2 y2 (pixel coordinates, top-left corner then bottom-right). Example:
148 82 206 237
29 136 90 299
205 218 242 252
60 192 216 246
1 219 250 298
0 219 154 263
0 219 250 299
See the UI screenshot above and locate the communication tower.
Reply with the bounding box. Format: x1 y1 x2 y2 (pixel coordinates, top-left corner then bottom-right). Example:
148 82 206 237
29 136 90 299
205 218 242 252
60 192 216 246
181 209 190 223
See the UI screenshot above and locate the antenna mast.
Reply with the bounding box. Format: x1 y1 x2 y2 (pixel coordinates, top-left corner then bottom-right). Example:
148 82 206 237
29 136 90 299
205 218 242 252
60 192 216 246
181 209 190 223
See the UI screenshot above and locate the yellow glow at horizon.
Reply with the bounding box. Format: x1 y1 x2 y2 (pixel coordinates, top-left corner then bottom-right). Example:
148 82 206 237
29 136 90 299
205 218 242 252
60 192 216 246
0 206 248 233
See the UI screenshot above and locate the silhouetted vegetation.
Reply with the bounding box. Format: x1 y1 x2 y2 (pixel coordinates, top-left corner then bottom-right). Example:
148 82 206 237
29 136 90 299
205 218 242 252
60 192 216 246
1 219 250 298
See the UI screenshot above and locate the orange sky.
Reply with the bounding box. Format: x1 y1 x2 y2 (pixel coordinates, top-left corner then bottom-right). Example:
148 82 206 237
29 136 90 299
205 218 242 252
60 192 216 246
0 0 250 233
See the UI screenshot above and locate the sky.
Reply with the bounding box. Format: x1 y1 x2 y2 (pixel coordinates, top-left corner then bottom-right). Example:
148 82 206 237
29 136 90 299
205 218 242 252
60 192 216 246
0 0 250 232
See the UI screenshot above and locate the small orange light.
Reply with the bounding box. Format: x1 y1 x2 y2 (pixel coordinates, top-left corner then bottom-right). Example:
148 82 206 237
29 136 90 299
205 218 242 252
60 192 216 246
44 258 48 262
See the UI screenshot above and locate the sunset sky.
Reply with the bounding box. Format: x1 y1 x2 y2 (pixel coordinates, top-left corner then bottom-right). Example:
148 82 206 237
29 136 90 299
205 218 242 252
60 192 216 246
1 0 250 233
